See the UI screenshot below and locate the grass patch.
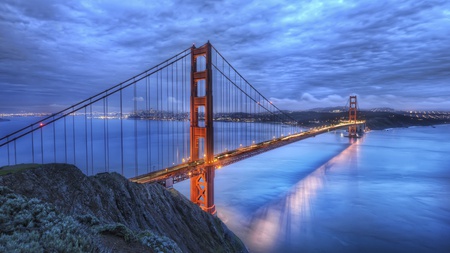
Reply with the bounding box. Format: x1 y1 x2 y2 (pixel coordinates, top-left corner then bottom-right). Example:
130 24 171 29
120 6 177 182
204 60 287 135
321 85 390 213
0 164 40 176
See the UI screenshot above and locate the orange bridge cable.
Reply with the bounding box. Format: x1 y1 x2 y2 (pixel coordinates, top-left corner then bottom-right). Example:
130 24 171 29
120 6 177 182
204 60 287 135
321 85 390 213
0 47 192 144
0 51 192 148
211 63 297 126
211 62 296 125
211 44 299 124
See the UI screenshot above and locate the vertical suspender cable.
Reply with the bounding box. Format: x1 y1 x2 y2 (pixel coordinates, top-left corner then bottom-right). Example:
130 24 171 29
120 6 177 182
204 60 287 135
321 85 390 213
160 67 163 169
7 138 10 165
53 116 56 163
73 109 76 165
85 107 88 174
13 140 16 165
103 97 107 172
106 96 110 172
182 55 185 162
146 75 150 173
90 105 93 174
174 61 178 164
134 80 138 176
31 127 35 163
158 70 161 171
166 66 169 168
171 63 174 166
221 57 224 152
120 87 124 175
40 127 44 164
64 116 67 163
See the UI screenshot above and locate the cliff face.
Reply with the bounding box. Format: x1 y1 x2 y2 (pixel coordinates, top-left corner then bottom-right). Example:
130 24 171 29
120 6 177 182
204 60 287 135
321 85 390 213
0 164 248 253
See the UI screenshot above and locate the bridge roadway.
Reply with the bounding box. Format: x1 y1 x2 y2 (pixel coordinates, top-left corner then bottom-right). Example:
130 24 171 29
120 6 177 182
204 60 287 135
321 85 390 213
130 121 365 185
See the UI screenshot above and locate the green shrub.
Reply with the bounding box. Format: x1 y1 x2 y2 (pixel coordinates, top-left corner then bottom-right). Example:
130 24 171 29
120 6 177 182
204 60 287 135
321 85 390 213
139 230 182 253
0 186 183 253
0 186 98 252
95 223 137 243
75 214 101 226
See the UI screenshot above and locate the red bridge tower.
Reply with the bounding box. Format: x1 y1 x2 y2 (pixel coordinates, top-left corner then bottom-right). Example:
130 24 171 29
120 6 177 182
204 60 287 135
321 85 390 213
190 42 216 215
348 95 358 137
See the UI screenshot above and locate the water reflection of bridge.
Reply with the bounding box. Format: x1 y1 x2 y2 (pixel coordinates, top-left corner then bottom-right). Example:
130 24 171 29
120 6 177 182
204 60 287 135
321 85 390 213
246 140 361 252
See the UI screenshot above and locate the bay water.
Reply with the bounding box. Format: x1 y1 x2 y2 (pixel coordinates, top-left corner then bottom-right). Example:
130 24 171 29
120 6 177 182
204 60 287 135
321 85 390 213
176 125 450 252
2 117 449 252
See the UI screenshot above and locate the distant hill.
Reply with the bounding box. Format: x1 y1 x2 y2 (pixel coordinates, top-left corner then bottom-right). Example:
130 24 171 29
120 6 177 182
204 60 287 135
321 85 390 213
368 107 396 112
360 111 449 130
307 106 347 112
288 110 449 130
304 107 397 113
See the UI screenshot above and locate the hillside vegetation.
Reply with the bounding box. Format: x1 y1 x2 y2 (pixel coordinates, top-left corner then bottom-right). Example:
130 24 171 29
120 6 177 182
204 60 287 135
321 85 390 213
0 164 248 253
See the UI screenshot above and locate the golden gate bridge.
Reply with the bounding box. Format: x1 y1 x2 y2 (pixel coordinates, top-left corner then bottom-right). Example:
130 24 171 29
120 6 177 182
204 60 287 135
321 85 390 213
0 42 364 214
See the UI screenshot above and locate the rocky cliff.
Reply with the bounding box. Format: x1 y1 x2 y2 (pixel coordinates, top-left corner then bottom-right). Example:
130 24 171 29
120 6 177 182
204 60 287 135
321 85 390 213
0 163 248 253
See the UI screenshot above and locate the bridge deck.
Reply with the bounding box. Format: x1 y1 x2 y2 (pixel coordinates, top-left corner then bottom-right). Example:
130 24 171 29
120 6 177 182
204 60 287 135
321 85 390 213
130 121 365 185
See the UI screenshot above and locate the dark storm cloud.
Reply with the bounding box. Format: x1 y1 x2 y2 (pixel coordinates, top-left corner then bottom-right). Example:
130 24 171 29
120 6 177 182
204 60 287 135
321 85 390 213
1 0 450 112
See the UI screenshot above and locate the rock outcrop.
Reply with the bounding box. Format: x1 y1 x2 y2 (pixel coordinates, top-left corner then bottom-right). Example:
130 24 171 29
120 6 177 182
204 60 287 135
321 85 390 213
0 163 248 253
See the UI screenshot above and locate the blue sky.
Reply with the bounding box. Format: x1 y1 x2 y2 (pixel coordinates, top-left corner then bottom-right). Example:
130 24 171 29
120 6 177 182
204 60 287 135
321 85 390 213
1 0 449 112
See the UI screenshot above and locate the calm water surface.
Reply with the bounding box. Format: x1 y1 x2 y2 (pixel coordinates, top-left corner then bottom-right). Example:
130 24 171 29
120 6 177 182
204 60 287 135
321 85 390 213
176 125 450 253
0 116 295 177
3 117 450 252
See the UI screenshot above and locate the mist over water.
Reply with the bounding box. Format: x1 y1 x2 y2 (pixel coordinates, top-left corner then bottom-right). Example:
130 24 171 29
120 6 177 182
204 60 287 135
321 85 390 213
177 125 450 253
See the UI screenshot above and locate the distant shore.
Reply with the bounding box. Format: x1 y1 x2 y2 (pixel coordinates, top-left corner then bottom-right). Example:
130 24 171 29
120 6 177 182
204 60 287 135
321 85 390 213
1 110 448 131
289 110 449 131
362 112 449 130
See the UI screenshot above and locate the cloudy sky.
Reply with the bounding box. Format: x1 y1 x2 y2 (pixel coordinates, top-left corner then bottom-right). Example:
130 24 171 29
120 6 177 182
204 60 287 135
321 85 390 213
1 0 449 113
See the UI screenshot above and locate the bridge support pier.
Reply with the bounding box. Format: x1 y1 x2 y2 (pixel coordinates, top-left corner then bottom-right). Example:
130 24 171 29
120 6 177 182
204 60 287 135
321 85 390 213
190 42 216 215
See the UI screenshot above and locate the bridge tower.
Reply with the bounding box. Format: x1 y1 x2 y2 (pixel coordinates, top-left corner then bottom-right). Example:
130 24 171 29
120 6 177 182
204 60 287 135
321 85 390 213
190 42 216 215
348 95 357 137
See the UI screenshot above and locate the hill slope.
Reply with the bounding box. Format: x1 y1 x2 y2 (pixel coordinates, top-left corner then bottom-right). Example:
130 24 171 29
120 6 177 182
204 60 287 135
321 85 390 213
0 164 248 253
